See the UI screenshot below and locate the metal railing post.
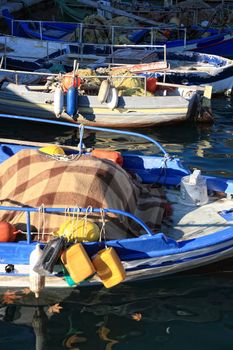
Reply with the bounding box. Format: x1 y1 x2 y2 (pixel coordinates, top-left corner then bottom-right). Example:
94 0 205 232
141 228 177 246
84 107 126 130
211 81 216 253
39 21 43 40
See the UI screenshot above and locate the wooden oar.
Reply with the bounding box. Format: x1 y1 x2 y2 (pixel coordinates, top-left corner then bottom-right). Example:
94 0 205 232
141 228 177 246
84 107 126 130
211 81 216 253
0 138 80 152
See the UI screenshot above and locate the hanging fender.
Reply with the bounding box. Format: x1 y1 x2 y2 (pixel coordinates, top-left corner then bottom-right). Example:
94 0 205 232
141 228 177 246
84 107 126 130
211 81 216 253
54 85 64 118
66 86 78 118
107 86 118 110
98 79 110 103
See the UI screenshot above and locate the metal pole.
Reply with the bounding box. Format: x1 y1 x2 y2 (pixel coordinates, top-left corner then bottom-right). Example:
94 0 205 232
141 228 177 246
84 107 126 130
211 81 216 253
4 36 6 69
26 211 31 244
39 21 43 40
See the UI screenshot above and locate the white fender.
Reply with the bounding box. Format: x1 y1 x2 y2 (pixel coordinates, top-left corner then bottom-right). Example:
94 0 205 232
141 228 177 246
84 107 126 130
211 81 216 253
107 86 118 110
54 86 64 118
98 80 110 103
29 244 45 298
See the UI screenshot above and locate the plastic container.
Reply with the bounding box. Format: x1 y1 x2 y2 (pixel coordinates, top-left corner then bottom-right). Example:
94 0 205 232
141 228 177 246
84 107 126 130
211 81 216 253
33 237 66 276
180 169 208 206
57 219 100 242
92 247 126 288
61 243 95 284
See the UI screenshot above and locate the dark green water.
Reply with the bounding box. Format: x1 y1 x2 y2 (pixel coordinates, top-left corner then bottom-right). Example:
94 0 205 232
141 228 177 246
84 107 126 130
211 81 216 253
0 95 233 349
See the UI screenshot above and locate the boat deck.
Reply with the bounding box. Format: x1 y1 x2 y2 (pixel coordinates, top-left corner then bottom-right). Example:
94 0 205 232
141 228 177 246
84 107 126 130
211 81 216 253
169 60 219 73
0 35 65 61
162 189 233 241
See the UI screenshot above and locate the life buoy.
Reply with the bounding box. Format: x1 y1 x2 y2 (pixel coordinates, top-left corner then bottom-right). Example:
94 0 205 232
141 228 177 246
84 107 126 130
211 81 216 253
91 149 123 166
146 77 157 94
66 86 78 118
106 86 118 110
98 80 110 103
54 85 64 117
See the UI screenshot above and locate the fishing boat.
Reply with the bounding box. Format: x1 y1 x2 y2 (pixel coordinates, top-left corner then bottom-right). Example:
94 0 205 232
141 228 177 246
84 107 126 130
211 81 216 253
3 8 233 58
107 47 233 95
0 114 232 294
0 26 232 95
2 9 78 41
129 25 233 58
0 67 213 128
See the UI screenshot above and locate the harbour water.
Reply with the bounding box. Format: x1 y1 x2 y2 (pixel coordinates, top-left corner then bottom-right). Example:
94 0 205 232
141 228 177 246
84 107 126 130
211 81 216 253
0 94 233 349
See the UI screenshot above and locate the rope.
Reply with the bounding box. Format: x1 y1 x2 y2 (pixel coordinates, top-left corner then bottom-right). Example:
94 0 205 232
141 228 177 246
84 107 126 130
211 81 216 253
78 124 85 155
37 204 45 241
99 208 107 248
83 206 93 240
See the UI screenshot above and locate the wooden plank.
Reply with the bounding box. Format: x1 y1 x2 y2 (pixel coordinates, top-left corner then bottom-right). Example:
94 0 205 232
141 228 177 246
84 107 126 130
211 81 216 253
0 138 80 152
156 81 206 91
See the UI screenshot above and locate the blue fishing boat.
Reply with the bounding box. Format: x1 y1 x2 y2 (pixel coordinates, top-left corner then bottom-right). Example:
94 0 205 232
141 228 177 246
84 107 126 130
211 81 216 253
129 25 233 58
0 114 232 295
3 8 233 58
2 9 77 41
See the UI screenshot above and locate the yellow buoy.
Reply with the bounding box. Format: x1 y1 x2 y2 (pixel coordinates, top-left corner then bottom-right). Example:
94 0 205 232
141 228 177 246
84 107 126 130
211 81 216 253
56 219 100 242
39 145 65 156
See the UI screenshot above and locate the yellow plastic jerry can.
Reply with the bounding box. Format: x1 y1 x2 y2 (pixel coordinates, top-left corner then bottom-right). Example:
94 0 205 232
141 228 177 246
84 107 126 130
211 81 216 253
61 243 95 284
92 247 126 288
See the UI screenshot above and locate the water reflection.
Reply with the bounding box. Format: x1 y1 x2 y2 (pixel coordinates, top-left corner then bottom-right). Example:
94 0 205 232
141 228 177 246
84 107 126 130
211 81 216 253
1 270 233 349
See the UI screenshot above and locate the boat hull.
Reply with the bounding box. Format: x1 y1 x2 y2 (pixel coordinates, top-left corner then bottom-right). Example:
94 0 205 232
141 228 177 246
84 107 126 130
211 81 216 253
1 232 233 288
0 85 199 128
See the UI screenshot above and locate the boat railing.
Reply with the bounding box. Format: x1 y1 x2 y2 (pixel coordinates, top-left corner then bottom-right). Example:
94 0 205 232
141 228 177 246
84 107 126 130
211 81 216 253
5 17 187 47
0 34 171 68
0 113 169 156
0 34 71 68
0 206 154 243
0 67 152 95
0 67 206 99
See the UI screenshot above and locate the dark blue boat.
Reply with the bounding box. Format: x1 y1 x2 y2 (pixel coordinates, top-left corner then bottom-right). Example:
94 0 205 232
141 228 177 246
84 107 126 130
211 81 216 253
2 9 78 41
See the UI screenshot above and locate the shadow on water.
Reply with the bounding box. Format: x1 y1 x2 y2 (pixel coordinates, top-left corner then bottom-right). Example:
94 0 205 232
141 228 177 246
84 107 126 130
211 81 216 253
2 267 233 350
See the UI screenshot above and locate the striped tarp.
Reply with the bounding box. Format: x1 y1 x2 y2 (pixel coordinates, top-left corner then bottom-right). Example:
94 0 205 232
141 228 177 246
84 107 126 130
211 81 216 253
0 149 166 240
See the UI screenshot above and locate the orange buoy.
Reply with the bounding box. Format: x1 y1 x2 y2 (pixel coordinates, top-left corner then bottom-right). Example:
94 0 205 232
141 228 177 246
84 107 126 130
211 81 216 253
0 221 18 242
62 72 81 93
146 77 157 94
91 149 123 166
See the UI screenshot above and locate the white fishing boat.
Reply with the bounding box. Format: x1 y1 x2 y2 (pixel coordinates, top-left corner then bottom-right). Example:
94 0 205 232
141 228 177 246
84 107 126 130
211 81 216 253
0 69 213 128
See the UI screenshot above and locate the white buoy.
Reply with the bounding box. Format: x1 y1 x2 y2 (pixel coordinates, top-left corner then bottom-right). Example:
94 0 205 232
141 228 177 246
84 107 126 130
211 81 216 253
29 244 45 298
107 86 118 110
54 85 64 118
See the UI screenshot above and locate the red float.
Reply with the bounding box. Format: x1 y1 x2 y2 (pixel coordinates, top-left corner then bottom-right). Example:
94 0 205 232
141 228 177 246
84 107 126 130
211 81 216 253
0 221 18 242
